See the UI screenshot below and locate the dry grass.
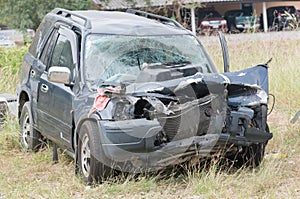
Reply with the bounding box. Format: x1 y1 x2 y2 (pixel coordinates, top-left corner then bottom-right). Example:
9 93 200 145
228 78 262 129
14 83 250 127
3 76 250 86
1 32 300 198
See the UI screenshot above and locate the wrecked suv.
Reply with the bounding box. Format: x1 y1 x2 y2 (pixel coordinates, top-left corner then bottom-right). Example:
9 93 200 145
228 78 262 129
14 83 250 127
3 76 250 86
17 8 272 183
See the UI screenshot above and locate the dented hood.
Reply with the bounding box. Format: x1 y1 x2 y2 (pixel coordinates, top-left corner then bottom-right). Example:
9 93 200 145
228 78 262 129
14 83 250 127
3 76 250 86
124 65 268 102
222 65 269 94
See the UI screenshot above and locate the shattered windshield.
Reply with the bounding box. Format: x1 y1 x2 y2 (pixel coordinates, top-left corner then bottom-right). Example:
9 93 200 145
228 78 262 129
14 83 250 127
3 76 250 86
84 34 215 89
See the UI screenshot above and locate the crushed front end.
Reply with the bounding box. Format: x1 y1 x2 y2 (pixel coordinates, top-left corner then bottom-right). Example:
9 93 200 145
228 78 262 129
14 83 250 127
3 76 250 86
88 64 272 171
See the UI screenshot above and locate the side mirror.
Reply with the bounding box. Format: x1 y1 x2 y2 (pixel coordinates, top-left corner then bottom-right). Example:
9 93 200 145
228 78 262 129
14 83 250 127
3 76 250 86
48 66 71 84
218 31 230 72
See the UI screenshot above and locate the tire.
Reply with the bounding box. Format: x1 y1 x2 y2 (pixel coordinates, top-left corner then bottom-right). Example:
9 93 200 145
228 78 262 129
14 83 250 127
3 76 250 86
78 120 113 183
19 102 42 151
234 143 266 168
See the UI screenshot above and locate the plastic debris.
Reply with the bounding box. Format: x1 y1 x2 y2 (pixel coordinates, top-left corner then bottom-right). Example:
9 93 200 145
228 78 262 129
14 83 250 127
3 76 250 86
265 152 287 159
291 110 300 124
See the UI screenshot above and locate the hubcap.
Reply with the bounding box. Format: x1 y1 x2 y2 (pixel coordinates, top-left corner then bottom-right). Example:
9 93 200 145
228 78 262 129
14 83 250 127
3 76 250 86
21 113 31 149
81 134 91 178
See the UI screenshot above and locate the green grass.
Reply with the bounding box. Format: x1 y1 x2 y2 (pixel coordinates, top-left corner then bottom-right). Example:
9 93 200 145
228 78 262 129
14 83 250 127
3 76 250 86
0 46 28 93
1 34 300 198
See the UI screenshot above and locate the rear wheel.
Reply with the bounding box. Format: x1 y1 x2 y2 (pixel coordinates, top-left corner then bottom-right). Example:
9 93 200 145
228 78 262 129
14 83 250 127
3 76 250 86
78 120 113 183
19 102 42 151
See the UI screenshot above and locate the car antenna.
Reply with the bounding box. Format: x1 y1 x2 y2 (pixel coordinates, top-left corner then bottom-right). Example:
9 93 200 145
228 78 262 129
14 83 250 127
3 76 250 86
265 58 272 66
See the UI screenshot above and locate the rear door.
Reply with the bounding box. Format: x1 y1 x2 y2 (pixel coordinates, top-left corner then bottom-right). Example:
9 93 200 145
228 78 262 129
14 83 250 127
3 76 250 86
36 25 78 149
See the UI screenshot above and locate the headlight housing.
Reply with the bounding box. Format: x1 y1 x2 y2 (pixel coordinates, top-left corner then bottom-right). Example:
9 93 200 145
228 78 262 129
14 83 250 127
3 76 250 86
113 100 133 121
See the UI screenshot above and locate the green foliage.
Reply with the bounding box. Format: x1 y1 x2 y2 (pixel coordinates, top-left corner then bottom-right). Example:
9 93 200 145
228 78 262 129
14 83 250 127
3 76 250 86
0 0 94 30
0 46 28 93
0 116 20 151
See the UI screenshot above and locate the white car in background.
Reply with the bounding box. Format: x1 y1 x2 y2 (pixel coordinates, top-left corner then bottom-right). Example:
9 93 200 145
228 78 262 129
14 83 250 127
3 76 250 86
0 34 15 48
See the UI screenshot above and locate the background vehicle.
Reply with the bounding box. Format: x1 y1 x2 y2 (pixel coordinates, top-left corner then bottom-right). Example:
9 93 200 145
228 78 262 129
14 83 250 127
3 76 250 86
197 9 227 35
0 34 15 48
265 6 298 31
224 9 260 33
17 8 272 183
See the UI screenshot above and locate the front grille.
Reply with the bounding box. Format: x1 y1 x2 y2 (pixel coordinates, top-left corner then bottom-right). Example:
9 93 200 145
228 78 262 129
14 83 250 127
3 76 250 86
163 114 181 141
160 101 212 141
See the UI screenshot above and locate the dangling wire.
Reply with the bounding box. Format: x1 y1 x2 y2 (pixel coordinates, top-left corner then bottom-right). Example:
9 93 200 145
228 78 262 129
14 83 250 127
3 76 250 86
268 93 275 115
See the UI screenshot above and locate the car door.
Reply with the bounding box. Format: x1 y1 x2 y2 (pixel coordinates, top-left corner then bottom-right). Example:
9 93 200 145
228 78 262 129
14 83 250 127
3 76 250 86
36 25 78 149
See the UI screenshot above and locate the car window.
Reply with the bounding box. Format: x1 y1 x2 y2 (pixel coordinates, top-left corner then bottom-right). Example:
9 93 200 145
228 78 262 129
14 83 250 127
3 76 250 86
50 34 75 73
40 29 58 67
29 20 52 57
84 34 215 89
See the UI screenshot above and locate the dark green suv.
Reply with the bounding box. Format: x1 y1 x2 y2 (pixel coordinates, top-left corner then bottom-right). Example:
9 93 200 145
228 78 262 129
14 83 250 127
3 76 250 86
17 8 272 183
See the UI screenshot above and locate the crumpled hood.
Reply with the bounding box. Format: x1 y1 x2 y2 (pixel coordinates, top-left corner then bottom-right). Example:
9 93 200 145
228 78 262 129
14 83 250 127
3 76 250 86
222 65 268 94
125 65 268 102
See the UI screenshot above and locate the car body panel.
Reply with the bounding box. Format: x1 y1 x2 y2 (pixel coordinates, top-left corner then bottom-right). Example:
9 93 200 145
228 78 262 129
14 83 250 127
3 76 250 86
17 9 272 173
70 64 271 169
197 9 227 34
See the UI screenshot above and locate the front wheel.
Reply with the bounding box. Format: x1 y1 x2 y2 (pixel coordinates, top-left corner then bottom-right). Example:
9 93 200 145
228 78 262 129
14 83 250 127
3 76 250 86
77 120 113 183
19 102 42 151
234 143 266 167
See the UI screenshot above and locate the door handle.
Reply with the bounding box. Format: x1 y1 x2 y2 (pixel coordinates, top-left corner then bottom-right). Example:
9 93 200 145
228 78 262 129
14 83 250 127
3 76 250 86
40 84 48 93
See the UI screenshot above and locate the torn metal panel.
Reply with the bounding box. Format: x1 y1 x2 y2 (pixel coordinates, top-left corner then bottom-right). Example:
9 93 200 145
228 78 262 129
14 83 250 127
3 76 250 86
223 65 269 94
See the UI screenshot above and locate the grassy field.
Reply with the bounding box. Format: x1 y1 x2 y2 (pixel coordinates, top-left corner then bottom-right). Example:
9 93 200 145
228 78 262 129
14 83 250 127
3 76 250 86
0 32 300 198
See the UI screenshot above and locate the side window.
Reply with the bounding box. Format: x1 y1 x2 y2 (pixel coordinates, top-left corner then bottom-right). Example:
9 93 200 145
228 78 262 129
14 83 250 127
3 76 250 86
40 29 58 66
29 20 52 57
40 26 78 82
50 34 74 70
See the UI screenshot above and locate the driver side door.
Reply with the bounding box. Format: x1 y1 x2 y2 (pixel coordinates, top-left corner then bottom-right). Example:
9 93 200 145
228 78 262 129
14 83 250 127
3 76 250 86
36 25 78 149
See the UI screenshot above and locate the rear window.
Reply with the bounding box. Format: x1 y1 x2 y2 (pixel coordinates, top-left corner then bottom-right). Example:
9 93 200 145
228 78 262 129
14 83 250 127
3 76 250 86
28 19 52 57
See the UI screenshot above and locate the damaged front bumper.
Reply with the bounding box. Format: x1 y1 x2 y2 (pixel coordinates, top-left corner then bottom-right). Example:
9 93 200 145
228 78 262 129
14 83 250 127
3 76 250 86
98 105 272 171
88 65 273 171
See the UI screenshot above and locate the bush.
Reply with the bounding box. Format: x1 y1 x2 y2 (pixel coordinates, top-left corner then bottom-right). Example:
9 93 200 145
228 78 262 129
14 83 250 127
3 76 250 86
0 46 28 93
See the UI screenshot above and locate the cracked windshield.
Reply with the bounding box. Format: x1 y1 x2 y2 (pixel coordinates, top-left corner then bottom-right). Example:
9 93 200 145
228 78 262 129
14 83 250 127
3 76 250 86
84 34 214 89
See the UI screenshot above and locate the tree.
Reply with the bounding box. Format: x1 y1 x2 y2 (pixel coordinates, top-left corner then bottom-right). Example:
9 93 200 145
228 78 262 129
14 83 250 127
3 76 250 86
0 0 93 30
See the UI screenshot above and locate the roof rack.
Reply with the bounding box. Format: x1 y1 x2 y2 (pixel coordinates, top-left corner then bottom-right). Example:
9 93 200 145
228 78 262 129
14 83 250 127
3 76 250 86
126 9 185 29
52 8 92 29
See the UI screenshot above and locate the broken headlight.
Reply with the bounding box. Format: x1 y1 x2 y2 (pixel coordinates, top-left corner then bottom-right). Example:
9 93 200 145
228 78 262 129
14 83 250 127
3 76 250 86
112 100 133 121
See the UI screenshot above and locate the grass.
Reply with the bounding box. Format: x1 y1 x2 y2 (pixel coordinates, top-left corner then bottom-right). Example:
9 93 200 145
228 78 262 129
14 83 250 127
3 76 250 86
1 32 300 198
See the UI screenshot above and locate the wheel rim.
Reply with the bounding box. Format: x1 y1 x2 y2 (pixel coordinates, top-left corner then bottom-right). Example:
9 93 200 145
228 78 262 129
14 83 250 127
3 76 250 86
81 133 91 178
21 112 31 149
